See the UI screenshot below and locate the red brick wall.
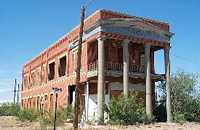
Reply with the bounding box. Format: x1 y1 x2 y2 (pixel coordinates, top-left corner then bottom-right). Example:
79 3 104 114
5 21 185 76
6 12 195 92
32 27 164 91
21 9 169 110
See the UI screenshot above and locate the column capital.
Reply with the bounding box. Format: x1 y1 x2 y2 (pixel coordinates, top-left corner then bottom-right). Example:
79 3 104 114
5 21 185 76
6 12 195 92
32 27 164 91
145 43 151 48
97 36 107 41
123 39 130 43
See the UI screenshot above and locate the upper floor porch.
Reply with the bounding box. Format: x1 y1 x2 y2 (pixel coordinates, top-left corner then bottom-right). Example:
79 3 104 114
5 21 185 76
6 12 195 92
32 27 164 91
87 38 166 80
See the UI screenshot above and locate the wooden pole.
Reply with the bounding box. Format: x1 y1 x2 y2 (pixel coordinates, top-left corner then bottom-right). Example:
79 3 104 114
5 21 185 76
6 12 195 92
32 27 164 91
52 88 62 130
13 79 17 104
53 93 58 130
17 83 20 104
74 6 85 130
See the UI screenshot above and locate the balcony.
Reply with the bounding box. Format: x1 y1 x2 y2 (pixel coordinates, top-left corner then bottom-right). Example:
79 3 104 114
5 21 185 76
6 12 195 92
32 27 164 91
88 61 145 78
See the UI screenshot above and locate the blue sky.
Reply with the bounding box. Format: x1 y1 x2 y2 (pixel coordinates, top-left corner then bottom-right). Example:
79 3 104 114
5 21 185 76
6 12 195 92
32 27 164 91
0 0 200 102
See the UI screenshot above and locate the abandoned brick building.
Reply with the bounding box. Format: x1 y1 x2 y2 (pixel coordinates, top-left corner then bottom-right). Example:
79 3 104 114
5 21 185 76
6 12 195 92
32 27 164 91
21 9 172 122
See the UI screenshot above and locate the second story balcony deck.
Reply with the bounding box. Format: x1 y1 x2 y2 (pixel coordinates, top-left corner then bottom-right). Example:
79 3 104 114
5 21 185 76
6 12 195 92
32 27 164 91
88 61 165 80
88 61 145 77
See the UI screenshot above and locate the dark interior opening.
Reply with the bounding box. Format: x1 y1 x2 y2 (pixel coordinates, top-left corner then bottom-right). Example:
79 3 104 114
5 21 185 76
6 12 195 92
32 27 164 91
48 62 55 80
68 85 75 104
59 56 66 77
118 47 123 63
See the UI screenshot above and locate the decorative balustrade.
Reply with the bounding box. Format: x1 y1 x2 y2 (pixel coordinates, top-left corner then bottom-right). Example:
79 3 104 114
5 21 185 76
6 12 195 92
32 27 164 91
88 61 145 73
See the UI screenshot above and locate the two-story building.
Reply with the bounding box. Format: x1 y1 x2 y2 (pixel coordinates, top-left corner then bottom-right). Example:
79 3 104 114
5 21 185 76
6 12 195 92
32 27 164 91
21 9 172 122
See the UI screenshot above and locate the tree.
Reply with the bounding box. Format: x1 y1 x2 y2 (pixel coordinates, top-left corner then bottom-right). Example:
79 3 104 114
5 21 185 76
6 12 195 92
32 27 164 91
108 95 146 124
157 71 200 122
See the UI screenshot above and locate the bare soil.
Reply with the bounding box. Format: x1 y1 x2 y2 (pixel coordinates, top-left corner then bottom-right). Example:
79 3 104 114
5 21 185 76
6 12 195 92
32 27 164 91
0 116 200 130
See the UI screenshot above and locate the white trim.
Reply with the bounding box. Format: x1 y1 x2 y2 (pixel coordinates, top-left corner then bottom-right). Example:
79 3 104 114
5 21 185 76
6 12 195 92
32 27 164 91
58 53 67 59
48 59 55 64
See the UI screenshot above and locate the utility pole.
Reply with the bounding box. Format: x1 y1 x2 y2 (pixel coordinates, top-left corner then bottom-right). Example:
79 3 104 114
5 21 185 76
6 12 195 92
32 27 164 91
17 83 20 104
13 79 17 104
54 93 58 130
52 87 62 130
74 5 85 130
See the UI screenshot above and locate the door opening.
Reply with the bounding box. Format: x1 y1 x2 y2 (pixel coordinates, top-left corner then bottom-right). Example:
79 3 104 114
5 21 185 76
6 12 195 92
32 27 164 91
68 85 75 105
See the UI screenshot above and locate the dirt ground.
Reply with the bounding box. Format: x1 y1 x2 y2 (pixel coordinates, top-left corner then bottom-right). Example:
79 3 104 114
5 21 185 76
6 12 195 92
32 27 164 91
0 116 200 130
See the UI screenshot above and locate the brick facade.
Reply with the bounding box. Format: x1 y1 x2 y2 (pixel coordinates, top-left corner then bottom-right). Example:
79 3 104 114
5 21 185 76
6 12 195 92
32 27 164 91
21 9 171 115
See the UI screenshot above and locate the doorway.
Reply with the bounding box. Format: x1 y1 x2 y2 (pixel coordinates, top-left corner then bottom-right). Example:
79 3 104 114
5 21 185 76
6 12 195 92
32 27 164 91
68 85 75 105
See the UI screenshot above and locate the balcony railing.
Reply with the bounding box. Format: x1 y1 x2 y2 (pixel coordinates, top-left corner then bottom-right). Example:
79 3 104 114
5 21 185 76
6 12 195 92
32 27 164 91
88 61 145 73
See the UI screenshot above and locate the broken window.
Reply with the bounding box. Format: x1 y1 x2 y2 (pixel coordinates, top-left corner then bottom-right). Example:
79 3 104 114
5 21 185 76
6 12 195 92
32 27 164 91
48 62 55 80
59 56 66 77
88 42 97 63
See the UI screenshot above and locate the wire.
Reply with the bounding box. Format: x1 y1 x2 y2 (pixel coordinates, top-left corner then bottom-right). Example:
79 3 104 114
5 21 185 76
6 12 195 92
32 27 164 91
171 53 199 66
84 0 95 9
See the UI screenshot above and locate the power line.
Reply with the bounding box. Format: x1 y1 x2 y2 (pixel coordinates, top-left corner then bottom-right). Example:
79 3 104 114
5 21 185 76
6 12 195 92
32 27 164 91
13 79 17 104
84 0 95 9
171 53 200 66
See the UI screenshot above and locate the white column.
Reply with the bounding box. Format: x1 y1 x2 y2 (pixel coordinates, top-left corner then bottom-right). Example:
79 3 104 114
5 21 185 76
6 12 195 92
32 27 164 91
108 83 111 101
97 37 105 124
145 44 152 118
123 39 129 96
85 81 89 121
164 45 172 122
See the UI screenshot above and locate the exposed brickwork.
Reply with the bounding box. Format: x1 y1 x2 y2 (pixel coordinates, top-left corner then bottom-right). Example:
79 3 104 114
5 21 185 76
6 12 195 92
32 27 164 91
21 9 170 111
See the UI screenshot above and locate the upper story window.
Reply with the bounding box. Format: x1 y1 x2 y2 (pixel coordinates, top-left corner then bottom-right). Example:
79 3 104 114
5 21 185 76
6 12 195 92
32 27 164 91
88 42 97 63
59 56 66 77
48 62 55 80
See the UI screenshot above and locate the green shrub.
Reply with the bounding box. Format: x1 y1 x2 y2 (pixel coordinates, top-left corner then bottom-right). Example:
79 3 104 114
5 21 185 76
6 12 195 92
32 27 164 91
62 105 74 121
39 105 74 126
39 112 53 126
108 95 146 125
174 113 186 123
157 71 200 122
39 111 64 126
0 103 20 116
17 109 39 122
